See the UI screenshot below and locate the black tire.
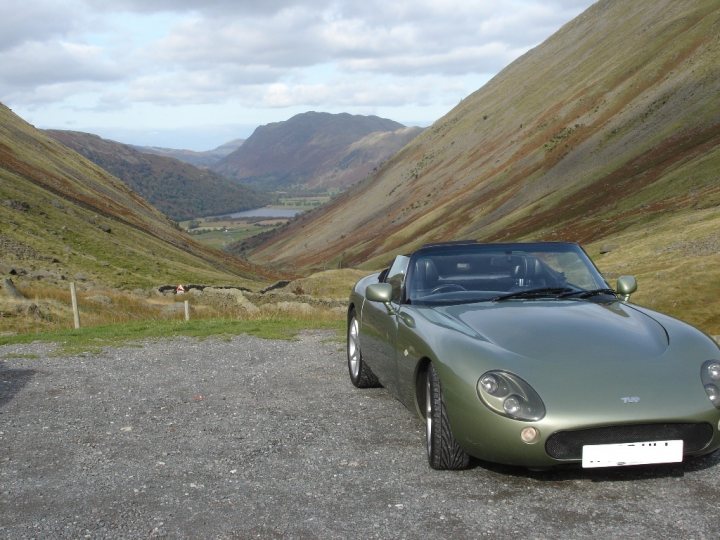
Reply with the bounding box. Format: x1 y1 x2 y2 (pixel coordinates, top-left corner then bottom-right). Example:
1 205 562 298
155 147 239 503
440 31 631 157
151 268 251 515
425 363 470 470
347 310 381 388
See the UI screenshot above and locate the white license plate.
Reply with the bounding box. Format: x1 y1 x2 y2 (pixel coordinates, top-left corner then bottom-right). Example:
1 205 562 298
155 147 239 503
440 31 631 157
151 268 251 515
582 440 683 468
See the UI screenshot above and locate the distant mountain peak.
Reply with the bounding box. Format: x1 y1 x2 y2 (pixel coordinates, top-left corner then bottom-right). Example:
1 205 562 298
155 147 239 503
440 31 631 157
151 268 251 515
212 111 420 192
134 138 245 168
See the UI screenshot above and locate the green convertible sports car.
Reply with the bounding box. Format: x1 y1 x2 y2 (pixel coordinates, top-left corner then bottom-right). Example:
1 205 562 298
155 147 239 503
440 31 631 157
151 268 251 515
346 241 720 469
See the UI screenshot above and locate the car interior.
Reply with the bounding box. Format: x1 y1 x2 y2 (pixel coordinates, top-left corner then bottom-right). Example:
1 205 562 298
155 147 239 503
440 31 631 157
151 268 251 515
407 253 558 300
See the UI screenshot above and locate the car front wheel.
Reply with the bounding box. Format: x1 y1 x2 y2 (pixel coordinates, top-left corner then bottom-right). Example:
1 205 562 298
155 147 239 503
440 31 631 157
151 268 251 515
347 310 381 388
425 363 470 470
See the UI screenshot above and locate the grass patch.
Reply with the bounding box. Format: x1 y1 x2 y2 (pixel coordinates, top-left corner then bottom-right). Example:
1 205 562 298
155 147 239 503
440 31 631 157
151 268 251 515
285 268 368 298
1 353 40 360
0 315 345 356
187 225 276 249
588 206 720 335
277 194 332 209
0 267 355 353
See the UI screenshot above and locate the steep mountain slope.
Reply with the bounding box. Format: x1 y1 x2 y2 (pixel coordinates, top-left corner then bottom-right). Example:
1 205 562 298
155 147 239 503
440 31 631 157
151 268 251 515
303 126 425 191
249 0 720 333
134 138 245 168
212 111 415 191
45 130 270 220
0 103 276 289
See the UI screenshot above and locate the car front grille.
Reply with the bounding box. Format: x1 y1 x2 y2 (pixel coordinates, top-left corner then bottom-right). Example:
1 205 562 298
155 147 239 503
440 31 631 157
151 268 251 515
545 423 714 460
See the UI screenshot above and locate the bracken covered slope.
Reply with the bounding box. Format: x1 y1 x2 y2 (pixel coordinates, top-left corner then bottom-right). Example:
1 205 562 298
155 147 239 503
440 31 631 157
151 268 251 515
0 103 277 289
249 0 720 334
302 126 425 192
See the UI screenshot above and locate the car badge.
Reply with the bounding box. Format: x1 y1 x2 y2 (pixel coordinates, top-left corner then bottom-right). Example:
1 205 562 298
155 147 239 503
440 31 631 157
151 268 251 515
620 396 641 404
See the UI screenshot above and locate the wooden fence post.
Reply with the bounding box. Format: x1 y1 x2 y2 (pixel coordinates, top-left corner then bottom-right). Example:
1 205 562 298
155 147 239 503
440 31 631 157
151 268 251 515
70 282 80 329
184 300 190 321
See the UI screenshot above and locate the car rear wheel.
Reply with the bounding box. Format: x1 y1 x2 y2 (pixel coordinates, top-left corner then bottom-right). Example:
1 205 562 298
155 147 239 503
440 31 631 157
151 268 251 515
425 363 470 470
347 310 381 388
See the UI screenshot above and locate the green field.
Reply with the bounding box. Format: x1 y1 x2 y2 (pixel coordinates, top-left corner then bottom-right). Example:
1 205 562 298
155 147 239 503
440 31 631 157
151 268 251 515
181 194 333 249
276 195 332 209
0 316 344 356
187 223 278 249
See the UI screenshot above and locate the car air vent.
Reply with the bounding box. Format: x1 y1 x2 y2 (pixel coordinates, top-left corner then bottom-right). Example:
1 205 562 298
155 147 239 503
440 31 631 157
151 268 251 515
545 423 714 460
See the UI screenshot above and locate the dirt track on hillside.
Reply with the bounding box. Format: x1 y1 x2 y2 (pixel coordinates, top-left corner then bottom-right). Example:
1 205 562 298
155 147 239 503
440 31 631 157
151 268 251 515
1 331 719 538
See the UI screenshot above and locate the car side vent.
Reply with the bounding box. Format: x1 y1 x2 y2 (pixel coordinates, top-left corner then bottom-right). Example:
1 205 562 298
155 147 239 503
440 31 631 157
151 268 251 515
545 423 714 460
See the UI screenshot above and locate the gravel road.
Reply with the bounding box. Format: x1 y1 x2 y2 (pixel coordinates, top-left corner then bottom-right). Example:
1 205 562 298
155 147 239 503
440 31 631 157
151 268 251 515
1 330 719 539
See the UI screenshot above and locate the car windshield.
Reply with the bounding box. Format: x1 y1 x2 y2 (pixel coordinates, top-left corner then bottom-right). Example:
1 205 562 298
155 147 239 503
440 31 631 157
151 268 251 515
405 242 610 306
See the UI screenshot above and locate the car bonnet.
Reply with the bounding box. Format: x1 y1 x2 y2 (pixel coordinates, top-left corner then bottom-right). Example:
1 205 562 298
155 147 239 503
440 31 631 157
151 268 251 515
436 299 669 364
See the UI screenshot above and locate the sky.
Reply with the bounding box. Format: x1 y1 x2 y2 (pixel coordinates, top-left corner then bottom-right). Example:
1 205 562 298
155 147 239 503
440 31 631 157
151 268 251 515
0 0 596 151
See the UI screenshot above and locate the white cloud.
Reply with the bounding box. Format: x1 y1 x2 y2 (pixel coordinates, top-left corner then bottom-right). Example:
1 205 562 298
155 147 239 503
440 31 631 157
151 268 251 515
260 74 480 110
0 0 86 49
0 0 597 149
0 41 119 86
84 0 304 16
341 43 525 76
154 12 328 68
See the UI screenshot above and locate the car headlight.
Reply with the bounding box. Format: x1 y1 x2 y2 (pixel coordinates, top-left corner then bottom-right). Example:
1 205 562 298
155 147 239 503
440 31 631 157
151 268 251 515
477 371 545 421
702 360 720 409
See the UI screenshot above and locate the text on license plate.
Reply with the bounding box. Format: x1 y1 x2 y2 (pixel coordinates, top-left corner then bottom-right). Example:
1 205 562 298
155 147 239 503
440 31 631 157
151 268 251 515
582 440 683 468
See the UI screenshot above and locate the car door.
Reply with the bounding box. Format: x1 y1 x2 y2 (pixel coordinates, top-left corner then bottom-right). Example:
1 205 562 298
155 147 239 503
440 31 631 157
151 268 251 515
360 256 408 395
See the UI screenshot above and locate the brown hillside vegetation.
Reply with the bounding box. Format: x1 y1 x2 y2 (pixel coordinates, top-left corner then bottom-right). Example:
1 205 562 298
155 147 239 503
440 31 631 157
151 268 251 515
302 126 425 192
249 0 720 334
0 103 278 291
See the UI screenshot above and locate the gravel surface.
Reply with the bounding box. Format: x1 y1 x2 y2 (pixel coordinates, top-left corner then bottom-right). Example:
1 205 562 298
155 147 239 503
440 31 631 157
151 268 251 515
1 330 719 539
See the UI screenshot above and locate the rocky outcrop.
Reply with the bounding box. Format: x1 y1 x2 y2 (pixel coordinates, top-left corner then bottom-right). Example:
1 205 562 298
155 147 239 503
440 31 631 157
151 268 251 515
1 278 25 299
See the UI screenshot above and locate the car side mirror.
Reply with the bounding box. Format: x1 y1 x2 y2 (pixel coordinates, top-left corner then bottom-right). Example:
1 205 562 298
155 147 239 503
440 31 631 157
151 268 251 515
366 283 396 314
616 275 637 301
366 283 393 303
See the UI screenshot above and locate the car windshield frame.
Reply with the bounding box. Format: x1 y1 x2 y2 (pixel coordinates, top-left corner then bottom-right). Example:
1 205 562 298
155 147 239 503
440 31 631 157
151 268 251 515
403 242 611 307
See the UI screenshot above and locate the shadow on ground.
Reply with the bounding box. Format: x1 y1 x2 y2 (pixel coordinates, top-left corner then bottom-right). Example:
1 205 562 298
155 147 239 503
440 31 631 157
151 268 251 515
0 361 36 408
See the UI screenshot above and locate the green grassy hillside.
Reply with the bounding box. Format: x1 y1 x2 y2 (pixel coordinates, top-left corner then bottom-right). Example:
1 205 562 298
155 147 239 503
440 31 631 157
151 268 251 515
0 103 277 291
248 0 720 334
